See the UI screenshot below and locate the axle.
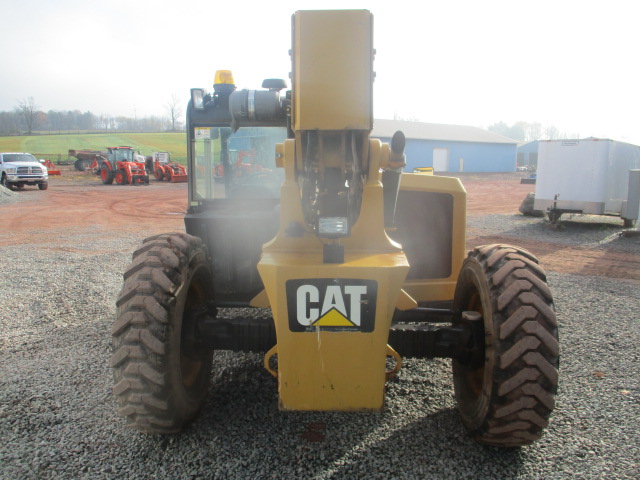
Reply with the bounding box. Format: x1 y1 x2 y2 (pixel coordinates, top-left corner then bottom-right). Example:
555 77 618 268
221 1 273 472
190 304 484 364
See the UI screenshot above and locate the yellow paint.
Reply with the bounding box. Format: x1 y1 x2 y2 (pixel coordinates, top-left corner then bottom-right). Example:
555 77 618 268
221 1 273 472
397 173 467 302
292 10 373 131
257 10 467 411
258 252 409 410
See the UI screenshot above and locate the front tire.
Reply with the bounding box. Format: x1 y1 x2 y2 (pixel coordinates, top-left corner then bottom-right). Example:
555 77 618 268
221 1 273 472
38 182 48 190
115 169 127 185
452 244 559 447
1 175 11 190
111 233 214 433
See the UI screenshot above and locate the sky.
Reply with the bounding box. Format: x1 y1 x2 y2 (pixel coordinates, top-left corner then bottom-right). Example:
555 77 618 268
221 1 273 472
2 0 638 144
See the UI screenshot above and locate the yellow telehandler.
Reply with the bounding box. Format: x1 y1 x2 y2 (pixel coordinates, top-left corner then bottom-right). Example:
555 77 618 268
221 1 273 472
111 10 558 447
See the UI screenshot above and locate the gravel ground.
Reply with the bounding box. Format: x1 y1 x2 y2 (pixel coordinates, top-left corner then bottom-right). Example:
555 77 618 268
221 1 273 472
1 217 639 479
0 185 19 203
468 212 640 253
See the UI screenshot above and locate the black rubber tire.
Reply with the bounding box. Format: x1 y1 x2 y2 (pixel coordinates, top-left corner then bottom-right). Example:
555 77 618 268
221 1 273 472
101 164 114 185
74 159 90 172
1 174 11 190
115 169 127 185
452 244 559 447
111 233 214 433
38 182 48 190
623 218 635 228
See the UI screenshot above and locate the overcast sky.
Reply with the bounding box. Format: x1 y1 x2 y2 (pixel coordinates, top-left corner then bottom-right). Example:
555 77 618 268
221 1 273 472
2 0 638 144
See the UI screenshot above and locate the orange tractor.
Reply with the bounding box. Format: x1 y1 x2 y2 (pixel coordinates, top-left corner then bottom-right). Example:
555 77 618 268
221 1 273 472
151 152 188 182
99 146 149 185
214 149 271 183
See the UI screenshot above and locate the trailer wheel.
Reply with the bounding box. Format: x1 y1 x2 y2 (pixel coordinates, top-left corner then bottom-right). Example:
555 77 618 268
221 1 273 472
101 164 114 184
74 159 90 171
111 233 214 433
452 244 559 447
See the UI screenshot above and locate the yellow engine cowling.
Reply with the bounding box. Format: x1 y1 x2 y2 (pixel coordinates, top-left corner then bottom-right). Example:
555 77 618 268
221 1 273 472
258 136 411 410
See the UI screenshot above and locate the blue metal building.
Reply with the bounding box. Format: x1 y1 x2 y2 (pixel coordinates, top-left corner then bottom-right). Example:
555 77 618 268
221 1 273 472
517 140 539 169
371 119 518 173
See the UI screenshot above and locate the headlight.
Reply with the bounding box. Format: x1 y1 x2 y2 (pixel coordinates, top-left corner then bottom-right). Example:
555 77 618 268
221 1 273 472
6 167 17 174
191 88 205 110
318 217 349 238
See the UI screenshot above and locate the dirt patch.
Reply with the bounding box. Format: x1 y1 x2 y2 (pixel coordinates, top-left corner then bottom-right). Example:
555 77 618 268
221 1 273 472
1 168 638 283
0 168 186 246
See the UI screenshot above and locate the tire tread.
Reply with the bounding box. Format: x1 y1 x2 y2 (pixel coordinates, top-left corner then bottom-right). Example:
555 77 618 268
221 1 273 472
111 232 211 433
455 244 559 447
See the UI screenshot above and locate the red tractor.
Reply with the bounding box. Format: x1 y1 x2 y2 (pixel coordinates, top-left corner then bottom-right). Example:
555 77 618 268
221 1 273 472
99 147 149 185
152 152 188 182
214 149 271 182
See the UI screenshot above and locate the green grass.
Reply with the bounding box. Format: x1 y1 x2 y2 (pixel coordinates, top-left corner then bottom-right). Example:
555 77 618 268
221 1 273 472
0 133 187 163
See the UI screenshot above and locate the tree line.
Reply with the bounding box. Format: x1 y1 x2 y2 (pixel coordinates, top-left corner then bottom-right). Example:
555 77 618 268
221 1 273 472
1 97 184 136
487 121 580 143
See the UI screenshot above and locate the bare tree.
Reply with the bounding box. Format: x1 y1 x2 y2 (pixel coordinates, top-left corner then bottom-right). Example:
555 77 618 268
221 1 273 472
15 97 39 135
544 125 561 140
166 94 183 131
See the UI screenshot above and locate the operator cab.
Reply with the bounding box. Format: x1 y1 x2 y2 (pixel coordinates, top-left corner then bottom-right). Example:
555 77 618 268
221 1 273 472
187 70 289 206
109 147 135 163
184 70 289 302
191 126 286 201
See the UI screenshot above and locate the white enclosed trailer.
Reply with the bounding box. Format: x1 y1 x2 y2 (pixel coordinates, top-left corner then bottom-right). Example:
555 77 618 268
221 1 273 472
534 138 640 226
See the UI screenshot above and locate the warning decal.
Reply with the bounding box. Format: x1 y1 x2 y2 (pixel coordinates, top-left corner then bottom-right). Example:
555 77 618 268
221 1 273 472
286 279 377 332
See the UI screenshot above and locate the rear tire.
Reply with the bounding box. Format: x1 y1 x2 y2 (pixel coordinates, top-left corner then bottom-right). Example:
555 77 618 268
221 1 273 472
452 244 559 447
111 233 214 433
154 169 164 181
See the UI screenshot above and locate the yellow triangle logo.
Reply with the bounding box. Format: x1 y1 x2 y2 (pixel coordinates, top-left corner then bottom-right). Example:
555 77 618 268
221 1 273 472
312 307 355 327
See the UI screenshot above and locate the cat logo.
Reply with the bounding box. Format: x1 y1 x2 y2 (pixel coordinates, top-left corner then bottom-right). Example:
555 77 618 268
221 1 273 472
286 279 377 332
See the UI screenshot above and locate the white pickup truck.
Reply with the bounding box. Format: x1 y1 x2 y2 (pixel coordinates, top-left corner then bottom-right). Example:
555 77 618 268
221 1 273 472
0 152 49 190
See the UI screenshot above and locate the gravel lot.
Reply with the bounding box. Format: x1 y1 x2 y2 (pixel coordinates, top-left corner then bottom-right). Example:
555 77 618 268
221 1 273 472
1 189 639 479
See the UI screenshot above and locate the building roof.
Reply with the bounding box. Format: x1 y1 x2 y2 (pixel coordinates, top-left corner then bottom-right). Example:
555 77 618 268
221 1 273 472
371 119 518 145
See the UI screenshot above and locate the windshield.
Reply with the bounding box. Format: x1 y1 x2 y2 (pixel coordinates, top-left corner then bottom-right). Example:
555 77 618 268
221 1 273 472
3 153 37 163
112 149 134 162
191 126 287 201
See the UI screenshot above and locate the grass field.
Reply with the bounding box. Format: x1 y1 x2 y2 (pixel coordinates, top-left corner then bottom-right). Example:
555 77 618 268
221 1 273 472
0 133 187 163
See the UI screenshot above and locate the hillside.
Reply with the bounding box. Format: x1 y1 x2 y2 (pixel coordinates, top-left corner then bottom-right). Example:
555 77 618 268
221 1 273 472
0 132 187 163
